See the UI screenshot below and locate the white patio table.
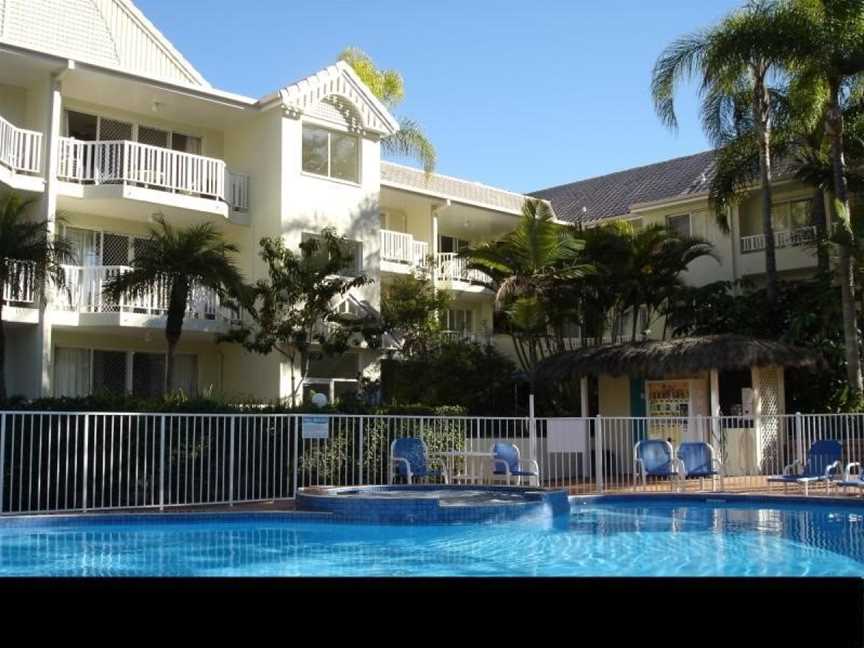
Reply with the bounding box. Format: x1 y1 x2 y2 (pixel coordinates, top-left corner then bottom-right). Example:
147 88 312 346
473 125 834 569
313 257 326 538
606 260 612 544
430 450 493 485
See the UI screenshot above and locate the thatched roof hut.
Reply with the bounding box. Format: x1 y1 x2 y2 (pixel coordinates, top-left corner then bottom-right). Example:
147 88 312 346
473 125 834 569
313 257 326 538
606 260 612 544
535 334 820 381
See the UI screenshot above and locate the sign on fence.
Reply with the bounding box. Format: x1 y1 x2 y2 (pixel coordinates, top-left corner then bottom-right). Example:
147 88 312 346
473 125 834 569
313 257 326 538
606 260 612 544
302 415 330 440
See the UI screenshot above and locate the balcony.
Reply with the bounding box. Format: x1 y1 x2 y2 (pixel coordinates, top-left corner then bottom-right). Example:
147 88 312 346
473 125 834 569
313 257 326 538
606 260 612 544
2 260 38 323
53 265 234 331
0 114 43 192
435 253 492 291
380 230 429 273
740 226 816 253
57 138 249 217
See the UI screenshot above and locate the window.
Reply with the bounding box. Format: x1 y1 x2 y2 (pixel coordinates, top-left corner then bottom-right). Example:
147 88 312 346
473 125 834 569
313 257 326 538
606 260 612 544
302 124 359 183
789 199 812 230
54 348 91 397
173 355 199 395
439 236 469 253
92 350 127 395
64 110 202 153
666 214 691 237
132 353 165 398
443 308 474 333
301 232 363 276
53 348 198 397
770 199 813 232
308 353 359 380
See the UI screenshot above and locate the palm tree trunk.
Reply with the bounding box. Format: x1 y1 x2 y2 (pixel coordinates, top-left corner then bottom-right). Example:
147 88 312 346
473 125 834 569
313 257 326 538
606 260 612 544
165 279 189 393
812 188 830 274
754 69 778 303
826 88 863 398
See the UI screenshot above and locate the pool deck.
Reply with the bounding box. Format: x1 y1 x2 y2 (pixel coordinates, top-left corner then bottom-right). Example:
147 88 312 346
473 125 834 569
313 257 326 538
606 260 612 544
2 476 862 518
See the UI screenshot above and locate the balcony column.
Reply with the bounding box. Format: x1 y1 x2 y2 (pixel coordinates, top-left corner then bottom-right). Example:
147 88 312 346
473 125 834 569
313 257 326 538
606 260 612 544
730 204 741 285
431 204 440 289
709 368 721 445
36 68 69 397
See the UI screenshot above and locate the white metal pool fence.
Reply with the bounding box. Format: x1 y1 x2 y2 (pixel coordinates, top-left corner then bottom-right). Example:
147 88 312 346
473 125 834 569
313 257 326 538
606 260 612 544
1 411 863 514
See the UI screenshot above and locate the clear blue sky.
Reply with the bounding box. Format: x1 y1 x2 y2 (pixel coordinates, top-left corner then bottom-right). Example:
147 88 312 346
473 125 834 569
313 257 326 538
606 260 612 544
136 0 741 193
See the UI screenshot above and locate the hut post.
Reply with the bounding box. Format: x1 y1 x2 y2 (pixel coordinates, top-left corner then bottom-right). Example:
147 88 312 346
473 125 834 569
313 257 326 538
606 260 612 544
751 366 763 472
710 369 721 445
580 376 590 418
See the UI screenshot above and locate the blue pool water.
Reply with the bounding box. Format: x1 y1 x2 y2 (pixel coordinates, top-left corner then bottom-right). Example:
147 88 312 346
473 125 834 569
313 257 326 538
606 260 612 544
2 499 864 576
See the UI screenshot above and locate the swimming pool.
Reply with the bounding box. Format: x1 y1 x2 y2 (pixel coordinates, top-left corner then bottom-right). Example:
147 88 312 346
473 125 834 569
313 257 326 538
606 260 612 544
2 496 864 576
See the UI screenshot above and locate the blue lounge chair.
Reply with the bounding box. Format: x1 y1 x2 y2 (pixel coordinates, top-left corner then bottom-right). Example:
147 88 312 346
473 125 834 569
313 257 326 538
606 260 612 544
490 442 540 486
767 439 842 496
389 437 448 485
836 462 864 496
677 442 724 492
633 439 682 491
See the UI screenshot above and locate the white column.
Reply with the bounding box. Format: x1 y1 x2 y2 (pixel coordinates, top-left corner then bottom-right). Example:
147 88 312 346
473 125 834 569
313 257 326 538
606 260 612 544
430 205 439 288
580 376 590 418
36 72 65 397
751 366 763 470
709 368 720 445
730 204 741 284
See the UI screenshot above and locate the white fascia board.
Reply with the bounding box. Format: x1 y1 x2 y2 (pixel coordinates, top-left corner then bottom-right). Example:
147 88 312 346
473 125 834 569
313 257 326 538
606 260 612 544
0 43 257 109
381 180 524 217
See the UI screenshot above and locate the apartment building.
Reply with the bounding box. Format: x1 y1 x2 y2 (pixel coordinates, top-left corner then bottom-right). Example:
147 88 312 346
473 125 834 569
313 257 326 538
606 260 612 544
0 0 542 402
0 0 827 409
532 152 826 426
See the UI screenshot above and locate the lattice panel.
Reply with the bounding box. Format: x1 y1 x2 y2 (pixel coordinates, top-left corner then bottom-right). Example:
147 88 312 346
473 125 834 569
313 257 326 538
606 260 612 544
755 366 781 472
138 126 169 148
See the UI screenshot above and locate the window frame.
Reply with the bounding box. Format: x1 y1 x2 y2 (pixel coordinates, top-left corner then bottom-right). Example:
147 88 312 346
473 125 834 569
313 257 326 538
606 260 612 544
300 232 364 276
665 213 692 238
301 123 361 185
63 109 204 153
53 346 198 397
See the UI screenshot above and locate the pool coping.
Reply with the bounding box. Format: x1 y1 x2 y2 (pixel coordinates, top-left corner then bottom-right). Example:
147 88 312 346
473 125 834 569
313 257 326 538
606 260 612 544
570 492 864 509
296 484 571 523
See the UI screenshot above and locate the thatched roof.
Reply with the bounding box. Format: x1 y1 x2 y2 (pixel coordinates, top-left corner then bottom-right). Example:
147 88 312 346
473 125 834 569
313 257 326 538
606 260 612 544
535 334 820 381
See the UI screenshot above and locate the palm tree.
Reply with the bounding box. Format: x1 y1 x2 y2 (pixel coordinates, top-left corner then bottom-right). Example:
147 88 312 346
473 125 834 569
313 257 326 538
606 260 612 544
778 0 864 397
339 47 437 174
0 192 73 399
463 199 592 388
652 0 789 303
103 216 245 393
578 221 717 342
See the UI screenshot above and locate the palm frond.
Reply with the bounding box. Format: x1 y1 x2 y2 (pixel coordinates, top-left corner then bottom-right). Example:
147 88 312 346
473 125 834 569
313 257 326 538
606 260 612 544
651 31 711 131
382 118 437 174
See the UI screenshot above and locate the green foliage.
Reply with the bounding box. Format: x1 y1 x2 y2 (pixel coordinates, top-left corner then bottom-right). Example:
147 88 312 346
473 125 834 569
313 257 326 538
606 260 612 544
221 229 378 405
381 273 452 356
0 390 471 415
381 340 517 415
299 406 468 485
667 273 858 411
0 192 75 399
103 215 245 393
338 47 436 173
464 198 592 379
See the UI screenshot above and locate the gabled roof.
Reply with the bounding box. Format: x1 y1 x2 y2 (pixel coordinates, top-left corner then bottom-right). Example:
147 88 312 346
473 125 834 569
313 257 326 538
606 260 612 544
531 151 717 224
381 161 539 216
0 0 210 86
279 61 400 136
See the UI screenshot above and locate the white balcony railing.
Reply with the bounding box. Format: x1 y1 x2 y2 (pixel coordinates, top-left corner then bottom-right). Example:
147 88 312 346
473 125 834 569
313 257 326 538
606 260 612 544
57 138 244 207
0 114 42 175
57 265 232 321
380 230 429 268
740 226 817 253
440 330 492 345
2 260 37 304
436 252 492 285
